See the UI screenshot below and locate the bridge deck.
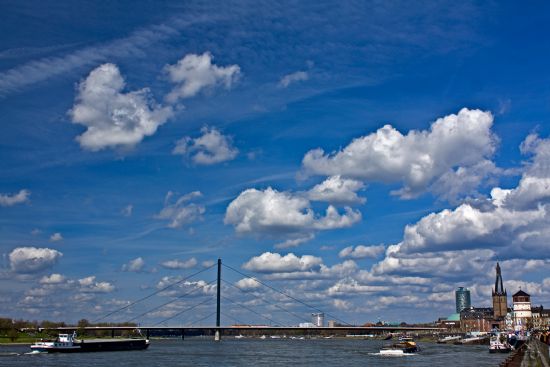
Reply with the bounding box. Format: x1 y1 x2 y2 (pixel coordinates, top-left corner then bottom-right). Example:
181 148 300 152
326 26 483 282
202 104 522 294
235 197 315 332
40 326 444 332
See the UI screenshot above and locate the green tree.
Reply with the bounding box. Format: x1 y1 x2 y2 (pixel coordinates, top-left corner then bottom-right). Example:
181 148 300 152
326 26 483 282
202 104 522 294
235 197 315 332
7 328 18 342
77 319 90 337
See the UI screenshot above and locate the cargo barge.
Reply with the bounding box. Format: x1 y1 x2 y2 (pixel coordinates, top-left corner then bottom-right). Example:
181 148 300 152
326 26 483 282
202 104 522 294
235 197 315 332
30 332 149 353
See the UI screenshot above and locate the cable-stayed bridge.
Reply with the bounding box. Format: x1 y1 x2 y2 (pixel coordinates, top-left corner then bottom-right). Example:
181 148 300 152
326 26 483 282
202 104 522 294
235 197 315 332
39 259 444 339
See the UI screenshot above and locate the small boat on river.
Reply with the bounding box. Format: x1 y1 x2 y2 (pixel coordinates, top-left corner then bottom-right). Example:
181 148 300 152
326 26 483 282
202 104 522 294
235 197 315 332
437 335 462 344
379 337 419 355
489 333 512 353
453 333 489 345
30 332 149 353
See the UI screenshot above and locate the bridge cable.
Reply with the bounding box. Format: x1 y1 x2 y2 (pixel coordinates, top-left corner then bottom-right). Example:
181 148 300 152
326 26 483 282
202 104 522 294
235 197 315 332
153 296 214 326
220 311 245 326
221 294 282 326
222 263 352 326
188 310 217 326
93 263 216 323
126 278 217 323
222 279 311 324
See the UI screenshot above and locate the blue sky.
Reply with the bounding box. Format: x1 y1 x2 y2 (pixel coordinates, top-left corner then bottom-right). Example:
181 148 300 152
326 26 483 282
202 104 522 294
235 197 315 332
1 1 550 325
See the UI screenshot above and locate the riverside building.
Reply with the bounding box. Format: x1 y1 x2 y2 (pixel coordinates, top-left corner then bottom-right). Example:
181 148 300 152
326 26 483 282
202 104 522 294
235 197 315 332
512 290 532 332
442 263 548 332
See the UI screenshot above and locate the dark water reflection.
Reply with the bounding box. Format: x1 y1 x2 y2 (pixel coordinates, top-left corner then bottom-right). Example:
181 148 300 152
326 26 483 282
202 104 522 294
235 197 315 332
0 337 508 367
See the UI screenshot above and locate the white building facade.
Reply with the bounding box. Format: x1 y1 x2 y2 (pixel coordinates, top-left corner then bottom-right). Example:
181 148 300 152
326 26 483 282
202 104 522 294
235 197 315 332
512 290 532 332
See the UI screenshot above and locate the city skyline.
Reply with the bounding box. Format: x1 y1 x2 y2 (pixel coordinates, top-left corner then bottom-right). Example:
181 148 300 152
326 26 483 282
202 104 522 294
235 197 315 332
1 1 550 324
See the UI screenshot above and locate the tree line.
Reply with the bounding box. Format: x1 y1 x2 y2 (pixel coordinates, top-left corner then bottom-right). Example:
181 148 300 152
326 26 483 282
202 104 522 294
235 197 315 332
0 317 138 341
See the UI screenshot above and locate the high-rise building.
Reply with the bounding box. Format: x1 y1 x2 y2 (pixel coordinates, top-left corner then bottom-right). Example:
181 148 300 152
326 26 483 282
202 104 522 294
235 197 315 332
455 287 471 313
311 313 324 327
492 262 508 319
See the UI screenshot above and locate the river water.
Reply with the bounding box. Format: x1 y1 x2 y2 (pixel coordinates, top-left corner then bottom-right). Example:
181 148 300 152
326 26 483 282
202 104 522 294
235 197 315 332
0 338 508 366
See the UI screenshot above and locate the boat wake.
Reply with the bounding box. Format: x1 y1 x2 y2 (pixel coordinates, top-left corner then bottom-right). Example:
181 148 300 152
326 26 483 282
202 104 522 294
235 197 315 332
368 352 417 357
0 352 21 357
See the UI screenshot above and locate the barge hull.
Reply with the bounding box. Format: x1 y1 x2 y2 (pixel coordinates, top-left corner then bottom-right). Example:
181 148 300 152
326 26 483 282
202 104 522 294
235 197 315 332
45 339 149 353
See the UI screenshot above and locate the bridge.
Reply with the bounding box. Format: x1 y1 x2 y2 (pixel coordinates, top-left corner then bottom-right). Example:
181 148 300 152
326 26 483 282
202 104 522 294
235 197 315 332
39 259 445 340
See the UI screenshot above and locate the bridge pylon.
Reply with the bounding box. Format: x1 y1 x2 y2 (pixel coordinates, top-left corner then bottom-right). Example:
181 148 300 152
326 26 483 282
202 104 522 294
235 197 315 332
214 258 221 341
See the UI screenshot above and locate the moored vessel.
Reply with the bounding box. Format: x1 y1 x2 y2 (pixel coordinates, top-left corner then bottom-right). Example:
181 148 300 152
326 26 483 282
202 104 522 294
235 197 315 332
453 332 490 345
489 333 512 353
30 332 149 353
437 335 462 344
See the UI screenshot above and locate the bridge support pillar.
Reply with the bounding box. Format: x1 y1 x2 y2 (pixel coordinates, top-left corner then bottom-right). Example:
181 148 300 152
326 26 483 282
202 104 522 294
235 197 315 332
181 329 185 340
146 329 150 339
215 258 221 342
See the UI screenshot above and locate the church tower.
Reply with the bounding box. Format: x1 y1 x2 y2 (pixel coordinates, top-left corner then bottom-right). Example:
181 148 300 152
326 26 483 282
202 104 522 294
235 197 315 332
492 262 508 319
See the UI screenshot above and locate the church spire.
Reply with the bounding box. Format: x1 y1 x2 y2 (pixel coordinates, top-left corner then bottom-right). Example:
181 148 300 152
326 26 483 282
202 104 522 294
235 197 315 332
494 262 505 295
492 262 508 319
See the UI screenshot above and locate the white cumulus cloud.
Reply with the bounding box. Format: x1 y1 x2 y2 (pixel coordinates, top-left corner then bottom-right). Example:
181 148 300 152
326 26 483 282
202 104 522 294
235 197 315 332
9 247 62 274
156 191 205 229
122 257 145 272
173 126 238 165
339 245 385 259
49 232 63 242
69 63 173 151
307 175 366 205
164 52 240 103
235 277 261 290
160 257 198 270
372 247 495 279
302 108 497 199
78 276 115 293
365 134 550 292
504 133 550 209
224 187 360 235
242 252 323 273
39 273 66 284
327 278 390 296
0 189 30 207
202 260 215 268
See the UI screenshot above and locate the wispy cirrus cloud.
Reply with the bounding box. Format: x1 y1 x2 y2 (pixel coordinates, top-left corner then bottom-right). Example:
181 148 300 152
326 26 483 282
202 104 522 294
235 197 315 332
0 16 218 97
278 70 308 88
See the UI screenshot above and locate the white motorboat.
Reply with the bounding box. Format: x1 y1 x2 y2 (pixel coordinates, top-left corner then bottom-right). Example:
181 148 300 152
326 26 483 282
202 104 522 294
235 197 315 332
489 333 512 353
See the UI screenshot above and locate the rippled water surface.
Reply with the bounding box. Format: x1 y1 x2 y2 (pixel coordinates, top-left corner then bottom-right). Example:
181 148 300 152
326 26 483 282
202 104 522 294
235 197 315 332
0 338 509 367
